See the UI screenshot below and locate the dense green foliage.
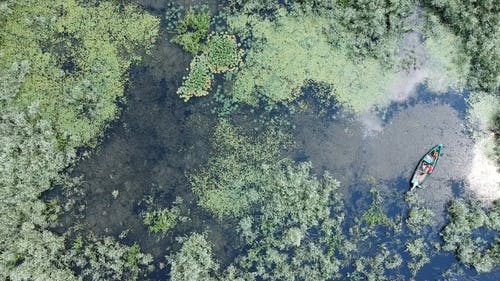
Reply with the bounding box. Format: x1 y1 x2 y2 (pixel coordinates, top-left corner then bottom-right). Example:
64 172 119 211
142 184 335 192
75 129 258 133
441 199 500 272
2 0 497 280
169 233 219 281
226 7 397 112
177 34 242 101
190 120 349 280
424 0 499 91
143 207 179 234
172 9 211 55
68 235 153 281
231 162 346 280
302 0 414 57
0 0 158 279
466 91 500 164
422 15 471 92
191 120 292 218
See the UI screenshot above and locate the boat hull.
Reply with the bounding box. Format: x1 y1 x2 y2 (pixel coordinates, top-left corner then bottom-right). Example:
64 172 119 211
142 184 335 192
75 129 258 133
410 144 443 190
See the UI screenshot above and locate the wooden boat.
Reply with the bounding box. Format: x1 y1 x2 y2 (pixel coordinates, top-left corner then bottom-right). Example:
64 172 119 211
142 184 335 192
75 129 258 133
410 144 443 190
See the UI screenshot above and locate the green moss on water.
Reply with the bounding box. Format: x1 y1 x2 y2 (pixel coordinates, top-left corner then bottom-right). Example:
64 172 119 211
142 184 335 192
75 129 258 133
225 7 397 112
177 55 213 101
423 15 471 92
205 34 243 73
176 33 242 101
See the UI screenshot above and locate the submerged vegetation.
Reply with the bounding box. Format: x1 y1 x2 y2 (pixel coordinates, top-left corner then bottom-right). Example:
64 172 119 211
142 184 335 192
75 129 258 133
68 235 153 281
441 199 500 272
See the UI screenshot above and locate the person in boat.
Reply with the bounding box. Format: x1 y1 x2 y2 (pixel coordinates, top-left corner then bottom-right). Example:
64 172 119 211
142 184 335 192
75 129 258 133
421 162 433 174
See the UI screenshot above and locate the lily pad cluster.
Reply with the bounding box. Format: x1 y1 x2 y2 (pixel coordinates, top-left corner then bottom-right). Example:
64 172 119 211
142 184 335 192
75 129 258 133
177 34 242 101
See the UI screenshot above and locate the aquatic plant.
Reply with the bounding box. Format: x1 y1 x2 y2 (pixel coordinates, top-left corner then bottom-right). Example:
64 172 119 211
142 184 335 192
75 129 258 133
466 91 500 135
466 91 500 165
190 119 292 218
143 207 179 234
172 9 211 55
424 0 499 92
226 7 396 112
349 246 403 281
177 55 213 101
405 238 431 276
405 192 435 234
363 188 392 227
441 199 500 272
169 233 219 281
43 198 63 223
406 207 434 234
423 15 471 92
190 119 348 280
326 0 414 58
231 162 345 281
205 33 243 73
176 31 242 101
0 0 158 279
68 235 153 281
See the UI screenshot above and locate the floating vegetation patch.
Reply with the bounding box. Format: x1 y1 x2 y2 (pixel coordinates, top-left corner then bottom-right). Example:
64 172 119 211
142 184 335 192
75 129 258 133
205 34 243 74
441 199 500 273
172 8 243 102
348 245 403 281
69 235 153 281
405 237 431 276
225 7 397 112
423 15 471 93
143 204 181 235
363 188 393 227
168 233 219 281
172 8 211 55
177 56 213 101
176 33 242 101
405 192 435 234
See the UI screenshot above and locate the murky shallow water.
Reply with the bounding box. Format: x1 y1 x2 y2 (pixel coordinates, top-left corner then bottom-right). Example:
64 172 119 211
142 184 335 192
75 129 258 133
293 88 473 218
56 1 499 279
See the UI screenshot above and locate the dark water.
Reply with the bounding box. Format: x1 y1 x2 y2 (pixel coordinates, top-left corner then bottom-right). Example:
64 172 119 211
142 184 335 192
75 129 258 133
56 1 499 280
